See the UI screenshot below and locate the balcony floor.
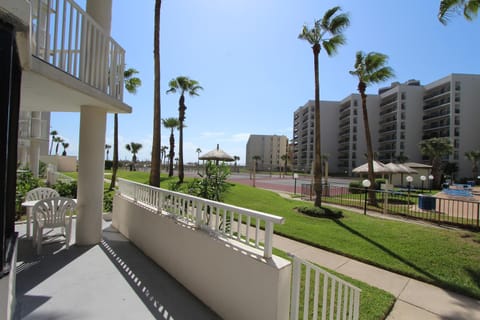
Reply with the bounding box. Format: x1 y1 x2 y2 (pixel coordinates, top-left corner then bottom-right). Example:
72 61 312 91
14 219 220 320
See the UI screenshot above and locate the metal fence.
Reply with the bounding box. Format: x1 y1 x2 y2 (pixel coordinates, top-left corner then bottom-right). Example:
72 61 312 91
301 184 480 230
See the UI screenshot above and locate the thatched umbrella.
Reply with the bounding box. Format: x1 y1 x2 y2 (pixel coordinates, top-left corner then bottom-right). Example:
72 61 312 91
199 144 234 164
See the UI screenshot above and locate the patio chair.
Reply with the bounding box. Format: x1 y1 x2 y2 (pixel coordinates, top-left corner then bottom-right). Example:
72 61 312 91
33 197 76 254
24 187 60 238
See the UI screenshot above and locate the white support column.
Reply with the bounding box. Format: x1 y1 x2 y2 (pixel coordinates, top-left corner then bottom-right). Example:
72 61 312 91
76 106 106 245
29 140 40 177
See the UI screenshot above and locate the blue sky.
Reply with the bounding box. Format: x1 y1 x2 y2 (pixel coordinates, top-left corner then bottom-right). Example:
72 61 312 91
51 0 480 165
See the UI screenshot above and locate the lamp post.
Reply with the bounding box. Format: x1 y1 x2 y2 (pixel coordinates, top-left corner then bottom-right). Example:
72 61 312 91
428 174 434 193
406 175 413 208
293 173 298 195
362 179 371 215
420 175 426 193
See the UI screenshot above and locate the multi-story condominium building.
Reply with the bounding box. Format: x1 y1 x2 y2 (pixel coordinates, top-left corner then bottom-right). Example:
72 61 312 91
336 94 379 175
292 100 339 173
377 80 424 163
292 74 480 178
422 74 480 178
17 111 50 176
246 134 289 171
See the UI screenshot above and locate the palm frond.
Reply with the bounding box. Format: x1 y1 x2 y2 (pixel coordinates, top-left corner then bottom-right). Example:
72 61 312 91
322 34 346 56
321 6 341 30
329 13 350 34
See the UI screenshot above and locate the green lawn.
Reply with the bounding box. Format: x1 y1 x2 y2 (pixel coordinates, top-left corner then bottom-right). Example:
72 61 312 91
67 170 480 303
224 183 480 300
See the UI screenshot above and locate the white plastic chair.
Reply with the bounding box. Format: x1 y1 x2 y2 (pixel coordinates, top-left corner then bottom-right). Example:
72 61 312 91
25 187 60 238
33 197 76 254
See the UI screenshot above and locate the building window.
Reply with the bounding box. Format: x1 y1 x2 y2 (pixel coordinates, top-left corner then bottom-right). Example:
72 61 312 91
455 81 461 91
401 103 405 110
454 151 459 160
454 127 460 137
354 100 358 106
401 92 406 100
455 104 460 114
454 139 460 148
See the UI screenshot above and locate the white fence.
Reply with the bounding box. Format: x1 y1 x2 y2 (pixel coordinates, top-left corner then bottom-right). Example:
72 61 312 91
290 256 361 320
117 178 285 258
30 0 125 100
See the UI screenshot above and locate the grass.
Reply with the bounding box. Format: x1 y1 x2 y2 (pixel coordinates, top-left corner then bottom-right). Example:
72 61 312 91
274 249 395 320
68 170 480 300
223 183 480 300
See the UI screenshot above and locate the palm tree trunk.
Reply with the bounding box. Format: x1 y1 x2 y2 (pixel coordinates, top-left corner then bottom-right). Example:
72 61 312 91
312 44 322 207
178 95 185 183
149 0 162 187
359 85 377 206
109 113 118 191
168 131 174 177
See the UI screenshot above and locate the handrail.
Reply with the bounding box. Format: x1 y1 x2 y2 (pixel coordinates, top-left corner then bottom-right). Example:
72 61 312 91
117 178 285 258
30 0 125 101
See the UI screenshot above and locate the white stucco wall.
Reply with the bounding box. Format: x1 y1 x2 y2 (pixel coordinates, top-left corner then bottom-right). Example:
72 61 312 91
112 195 291 320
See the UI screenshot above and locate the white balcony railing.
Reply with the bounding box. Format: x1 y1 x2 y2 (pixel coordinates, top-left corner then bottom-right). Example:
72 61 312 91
290 256 361 320
30 0 124 101
117 179 285 258
18 118 49 140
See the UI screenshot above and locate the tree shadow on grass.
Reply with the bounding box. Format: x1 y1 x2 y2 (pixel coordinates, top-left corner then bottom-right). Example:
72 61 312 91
331 218 480 299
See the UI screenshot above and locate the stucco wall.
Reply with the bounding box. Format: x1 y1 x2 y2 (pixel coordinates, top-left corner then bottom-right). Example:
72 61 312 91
112 195 291 320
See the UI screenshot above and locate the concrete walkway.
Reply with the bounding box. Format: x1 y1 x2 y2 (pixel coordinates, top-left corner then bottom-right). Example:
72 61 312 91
272 232 480 319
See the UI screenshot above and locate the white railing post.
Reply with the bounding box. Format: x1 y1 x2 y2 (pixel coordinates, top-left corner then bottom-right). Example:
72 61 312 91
263 221 274 258
290 257 301 320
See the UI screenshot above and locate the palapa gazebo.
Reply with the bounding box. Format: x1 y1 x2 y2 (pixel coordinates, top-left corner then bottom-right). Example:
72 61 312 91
199 144 234 164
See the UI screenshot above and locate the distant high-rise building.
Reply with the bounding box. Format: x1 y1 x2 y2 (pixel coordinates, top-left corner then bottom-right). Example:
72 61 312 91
246 134 289 171
292 74 480 178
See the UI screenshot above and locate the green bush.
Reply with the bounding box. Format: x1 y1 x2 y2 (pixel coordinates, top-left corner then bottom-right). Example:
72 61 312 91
103 189 114 212
53 180 77 198
348 181 364 194
105 160 113 170
16 169 42 218
187 161 231 201
296 206 343 219
375 178 387 190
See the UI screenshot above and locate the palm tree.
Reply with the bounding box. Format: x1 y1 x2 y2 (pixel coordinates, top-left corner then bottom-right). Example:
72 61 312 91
105 144 111 161
49 130 58 155
149 0 162 187
110 68 142 190
160 145 168 171
233 155 240 173
419 137 453 189
350 51 394 205
61 142 69 156
54 137 63 155
465 149 480 179
196 148 202 173
280 154 288 178
166 76 203 183
162 117 180 177
298 6 350 207
125 142 143 171
438 0 479 24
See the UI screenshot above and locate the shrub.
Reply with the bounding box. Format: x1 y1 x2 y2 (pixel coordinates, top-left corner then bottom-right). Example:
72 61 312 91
15 169 42 218
187 161 231 201
53 180 77 198
105 160 113 170
103 189 114 212
375 178 387 190
296 206 343 219
348 181 364 194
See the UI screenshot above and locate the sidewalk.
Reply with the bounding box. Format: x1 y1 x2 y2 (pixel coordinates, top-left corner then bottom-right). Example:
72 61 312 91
272 232 480 319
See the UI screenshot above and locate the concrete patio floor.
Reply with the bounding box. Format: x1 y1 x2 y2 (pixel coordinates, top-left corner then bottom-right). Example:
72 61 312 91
14 219 220 320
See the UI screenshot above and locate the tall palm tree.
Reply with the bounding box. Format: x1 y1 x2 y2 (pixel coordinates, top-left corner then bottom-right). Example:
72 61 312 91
162 117 180 177
196 148 202 173
110 68 142 190
49 130 58 155
105 144 111 161
298 6 350 207
438 0 479 24
54 137 63 155
350 51 394 205
233 155 240 173
280 154 288 178
61 142 69 156
166 76 203 183
160 145 168 171
419 137 453 189
148 0 162 187
465 149 480 179
125 142 143 171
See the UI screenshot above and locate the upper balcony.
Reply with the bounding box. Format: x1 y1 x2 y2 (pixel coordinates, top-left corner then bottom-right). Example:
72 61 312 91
20 0 130 113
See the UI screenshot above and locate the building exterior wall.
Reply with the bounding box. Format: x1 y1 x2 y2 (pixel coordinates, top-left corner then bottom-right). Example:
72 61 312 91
292 74 480 179
246 134 288 171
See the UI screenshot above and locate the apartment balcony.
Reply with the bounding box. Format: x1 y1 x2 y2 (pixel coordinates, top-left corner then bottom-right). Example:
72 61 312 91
423 122 450 132
423 109 451 121
21 0 130 114
423 98 451 112
379 106 397 116
378 125 397 134
423 87 450 101
18 118 49 140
